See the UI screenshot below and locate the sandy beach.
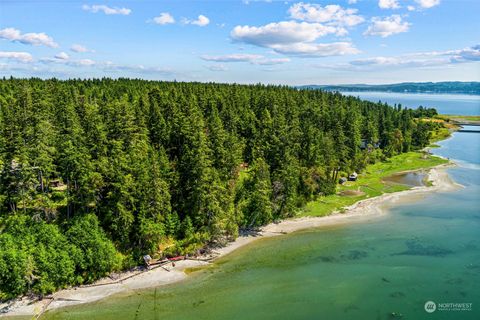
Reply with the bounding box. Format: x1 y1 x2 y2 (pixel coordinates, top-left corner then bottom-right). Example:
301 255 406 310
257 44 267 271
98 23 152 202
0 164 462 318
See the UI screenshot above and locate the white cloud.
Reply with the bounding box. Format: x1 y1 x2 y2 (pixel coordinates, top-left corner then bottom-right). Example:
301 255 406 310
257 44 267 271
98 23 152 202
378 0 400 9
153 13 175 25
186 15 210 27
407 5 416 11
255 57 291 65
0 51 33 63
101 62 174 75
231 21 359 57
82 4 131 15
44 58 176 75
77 59 96 66
201 53 264 62
0 27 58 48
270 42 360 56
315 45 480 70
232 21 338 46
205 64 228 71
55 52 69 60
288 3 364 27
201 53 290 65
3 56 178 78
348 0 358 4
71 44 94 53
40 54 97 67
449 45 480 63
364 15 410 37
350 56 445 67
415 0 440 9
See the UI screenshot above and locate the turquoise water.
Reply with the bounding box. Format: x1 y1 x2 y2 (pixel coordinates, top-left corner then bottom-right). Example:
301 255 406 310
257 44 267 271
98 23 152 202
340 92 480 116
45 131 480 319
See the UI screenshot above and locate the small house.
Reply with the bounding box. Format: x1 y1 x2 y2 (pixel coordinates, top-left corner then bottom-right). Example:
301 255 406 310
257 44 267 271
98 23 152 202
348 172 358 181
49 180 61 188
339 177 347 185
360 139 368 149
360 139 381 150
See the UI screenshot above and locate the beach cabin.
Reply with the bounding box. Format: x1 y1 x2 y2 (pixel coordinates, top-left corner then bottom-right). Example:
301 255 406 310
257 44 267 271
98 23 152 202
360 139 368 149
49 180 61 188
360 139 380 151
348 172 358 181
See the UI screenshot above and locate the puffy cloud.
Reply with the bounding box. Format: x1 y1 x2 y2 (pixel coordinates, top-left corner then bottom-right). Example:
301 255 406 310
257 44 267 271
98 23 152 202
232 21 338 47
230 4 361 58
82 4 131 15
0 51 33 63
0 27 58 48
231 21 359 57
70 44 94 53
76 59 95 66
201 53 290 65
364 15 410 37
184 15 210 27
415 0 440 8
54 52 69 60
378 0 400 9
288 3 364 27
348 0 358 4
407 5 416 11
153 13 175 25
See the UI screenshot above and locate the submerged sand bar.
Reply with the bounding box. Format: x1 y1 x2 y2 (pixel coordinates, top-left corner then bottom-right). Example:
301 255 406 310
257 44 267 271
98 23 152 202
0 165 462 318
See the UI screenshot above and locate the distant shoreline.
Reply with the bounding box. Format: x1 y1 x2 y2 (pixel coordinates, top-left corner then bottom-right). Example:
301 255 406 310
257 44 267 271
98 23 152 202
298 82 480 95
322 90 480 96
1 162 462 319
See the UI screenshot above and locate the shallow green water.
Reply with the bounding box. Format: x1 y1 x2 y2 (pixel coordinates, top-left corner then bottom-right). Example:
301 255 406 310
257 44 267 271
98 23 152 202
383 171 426 187
44 130 480 320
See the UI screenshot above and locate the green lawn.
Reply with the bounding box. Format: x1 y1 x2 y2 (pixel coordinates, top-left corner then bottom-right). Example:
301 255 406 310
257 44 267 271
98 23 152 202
439 114 480 122
299 152 448 217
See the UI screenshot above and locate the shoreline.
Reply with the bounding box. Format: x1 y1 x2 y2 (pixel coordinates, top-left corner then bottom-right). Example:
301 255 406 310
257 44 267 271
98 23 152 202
0 164 462 318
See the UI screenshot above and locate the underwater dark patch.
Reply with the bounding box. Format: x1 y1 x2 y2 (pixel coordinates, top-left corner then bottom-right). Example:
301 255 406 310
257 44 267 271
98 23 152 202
341 250 369 261
316 255 338 263
394 239 453 257
344 304 360 313
389 291 405 298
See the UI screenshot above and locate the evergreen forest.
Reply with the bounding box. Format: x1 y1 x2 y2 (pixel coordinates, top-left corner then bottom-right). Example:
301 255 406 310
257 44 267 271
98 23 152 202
0 78 441 299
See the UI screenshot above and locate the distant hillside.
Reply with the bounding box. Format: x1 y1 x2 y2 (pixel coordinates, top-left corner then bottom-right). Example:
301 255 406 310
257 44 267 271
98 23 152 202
300 82 480 95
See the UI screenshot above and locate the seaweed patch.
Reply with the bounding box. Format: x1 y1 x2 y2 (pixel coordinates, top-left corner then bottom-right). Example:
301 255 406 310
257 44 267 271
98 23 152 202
394 239 452 257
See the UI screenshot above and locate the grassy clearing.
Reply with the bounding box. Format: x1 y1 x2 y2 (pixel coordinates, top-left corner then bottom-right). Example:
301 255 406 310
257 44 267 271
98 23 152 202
430 126 452 142
299 152 448 217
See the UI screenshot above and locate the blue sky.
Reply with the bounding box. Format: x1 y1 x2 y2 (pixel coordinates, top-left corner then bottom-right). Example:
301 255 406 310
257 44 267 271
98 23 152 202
0 0 479 84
